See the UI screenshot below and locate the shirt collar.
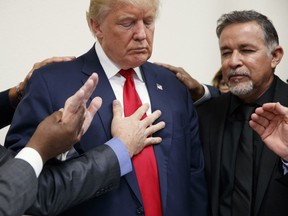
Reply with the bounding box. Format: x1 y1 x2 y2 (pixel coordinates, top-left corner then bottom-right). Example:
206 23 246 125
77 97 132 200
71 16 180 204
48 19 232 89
95 42 143 81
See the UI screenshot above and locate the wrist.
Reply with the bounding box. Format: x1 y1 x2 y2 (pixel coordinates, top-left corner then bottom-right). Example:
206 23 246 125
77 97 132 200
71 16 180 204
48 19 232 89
16 82 24 101
15 147 44 177
190 84 205 101
9 82 23 108
8 86 18 108
26 142 48 164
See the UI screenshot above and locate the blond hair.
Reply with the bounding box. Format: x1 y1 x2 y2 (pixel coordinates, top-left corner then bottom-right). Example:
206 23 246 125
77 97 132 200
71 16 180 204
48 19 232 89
86 0 160 35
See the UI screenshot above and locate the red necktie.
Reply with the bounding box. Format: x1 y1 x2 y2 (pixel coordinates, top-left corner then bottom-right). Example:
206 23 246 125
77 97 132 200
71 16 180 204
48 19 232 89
119 69 162 216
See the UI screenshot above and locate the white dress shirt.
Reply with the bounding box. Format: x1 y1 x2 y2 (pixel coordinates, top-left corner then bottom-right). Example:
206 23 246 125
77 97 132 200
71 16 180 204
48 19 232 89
95 42 152 115
15 147 43 177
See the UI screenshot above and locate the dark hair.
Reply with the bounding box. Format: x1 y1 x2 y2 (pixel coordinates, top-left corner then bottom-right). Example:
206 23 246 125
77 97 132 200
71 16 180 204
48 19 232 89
216 10 279 51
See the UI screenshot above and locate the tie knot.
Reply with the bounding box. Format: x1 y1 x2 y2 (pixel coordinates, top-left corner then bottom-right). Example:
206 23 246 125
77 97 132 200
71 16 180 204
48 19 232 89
119 68 134 80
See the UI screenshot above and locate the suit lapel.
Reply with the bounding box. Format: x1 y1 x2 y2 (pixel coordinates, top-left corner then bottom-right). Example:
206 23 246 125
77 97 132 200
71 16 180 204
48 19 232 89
81 46 116 140
254 145 278 215
207 95 230 215
140 63 173 212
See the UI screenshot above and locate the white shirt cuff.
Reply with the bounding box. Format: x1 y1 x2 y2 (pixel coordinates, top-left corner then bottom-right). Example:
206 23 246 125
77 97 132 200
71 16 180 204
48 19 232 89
15 147 43 177
282 159 288 175
193 84 211 106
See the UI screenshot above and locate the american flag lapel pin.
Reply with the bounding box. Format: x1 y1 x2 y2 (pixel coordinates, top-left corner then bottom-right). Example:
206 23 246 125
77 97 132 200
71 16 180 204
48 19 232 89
156 83 163 90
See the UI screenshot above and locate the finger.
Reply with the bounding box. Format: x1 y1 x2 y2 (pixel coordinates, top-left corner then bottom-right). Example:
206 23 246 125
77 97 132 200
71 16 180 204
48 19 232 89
63 73 98 116
261 102 286 115
80 73 98 104
62 97 85 124
30 56 76 73
250 113 270 128
87 97 102 115
68 106 86 135
145 121 165 136
160 63 177 71
141 110 161 126
112 100 123 118
154 62 172 68
154 62 183 75
249 120 265 137
261 102 278 112
175 72 184 80
254 108 275 121
45 56 76 63
38 56 76 67
82 97 102 134
71 73 98 108
63 88 85 116
274 102 288 115
131 103 149 120
68 106 86 124
76 128 85 141
144 137 162 146
25 71 33 81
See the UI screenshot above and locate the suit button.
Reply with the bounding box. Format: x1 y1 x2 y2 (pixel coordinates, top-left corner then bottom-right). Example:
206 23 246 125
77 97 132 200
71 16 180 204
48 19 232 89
136 207 144 215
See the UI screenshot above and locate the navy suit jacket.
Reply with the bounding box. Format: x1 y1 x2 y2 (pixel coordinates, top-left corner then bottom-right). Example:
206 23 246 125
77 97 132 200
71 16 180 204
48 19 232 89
5 46 208 216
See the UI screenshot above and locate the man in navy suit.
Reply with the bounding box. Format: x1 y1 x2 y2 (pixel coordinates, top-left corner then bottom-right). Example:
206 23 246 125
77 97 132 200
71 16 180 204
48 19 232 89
1 71 165 216
5 0 208 215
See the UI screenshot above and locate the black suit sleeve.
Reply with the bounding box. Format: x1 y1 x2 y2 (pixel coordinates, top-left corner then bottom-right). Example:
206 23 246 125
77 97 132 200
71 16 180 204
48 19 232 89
26 144 121 216
206 85 221 98
0 146 38 216
0 90 15 129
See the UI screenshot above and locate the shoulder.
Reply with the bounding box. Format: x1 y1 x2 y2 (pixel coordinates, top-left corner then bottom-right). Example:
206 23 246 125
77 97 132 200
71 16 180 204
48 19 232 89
142 62 189 92
196 93 230 115
32 46 95 79
275 75 288 90
142 62 177 78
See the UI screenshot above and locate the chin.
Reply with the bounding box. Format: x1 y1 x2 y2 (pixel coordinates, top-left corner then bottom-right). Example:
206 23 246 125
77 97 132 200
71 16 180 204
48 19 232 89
230 85 253 96
131 56 149 66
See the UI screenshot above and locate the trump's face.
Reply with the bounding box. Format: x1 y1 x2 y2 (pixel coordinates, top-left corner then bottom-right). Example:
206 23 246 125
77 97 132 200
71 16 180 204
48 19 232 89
91 2 156 69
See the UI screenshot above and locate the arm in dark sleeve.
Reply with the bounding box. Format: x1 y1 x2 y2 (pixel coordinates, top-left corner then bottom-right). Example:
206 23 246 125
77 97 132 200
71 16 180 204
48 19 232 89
0 147 38 216
207 85 221 98
26 144 121 216
0 90 14 129
194 85 220 106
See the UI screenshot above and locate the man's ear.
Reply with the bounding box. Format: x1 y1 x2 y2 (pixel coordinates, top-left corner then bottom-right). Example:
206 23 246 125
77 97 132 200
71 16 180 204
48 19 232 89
271 45 284 69
90 19 103 39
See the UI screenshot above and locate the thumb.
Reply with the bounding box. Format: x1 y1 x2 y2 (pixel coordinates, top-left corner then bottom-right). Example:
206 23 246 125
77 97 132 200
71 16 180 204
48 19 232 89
112 100 123 118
